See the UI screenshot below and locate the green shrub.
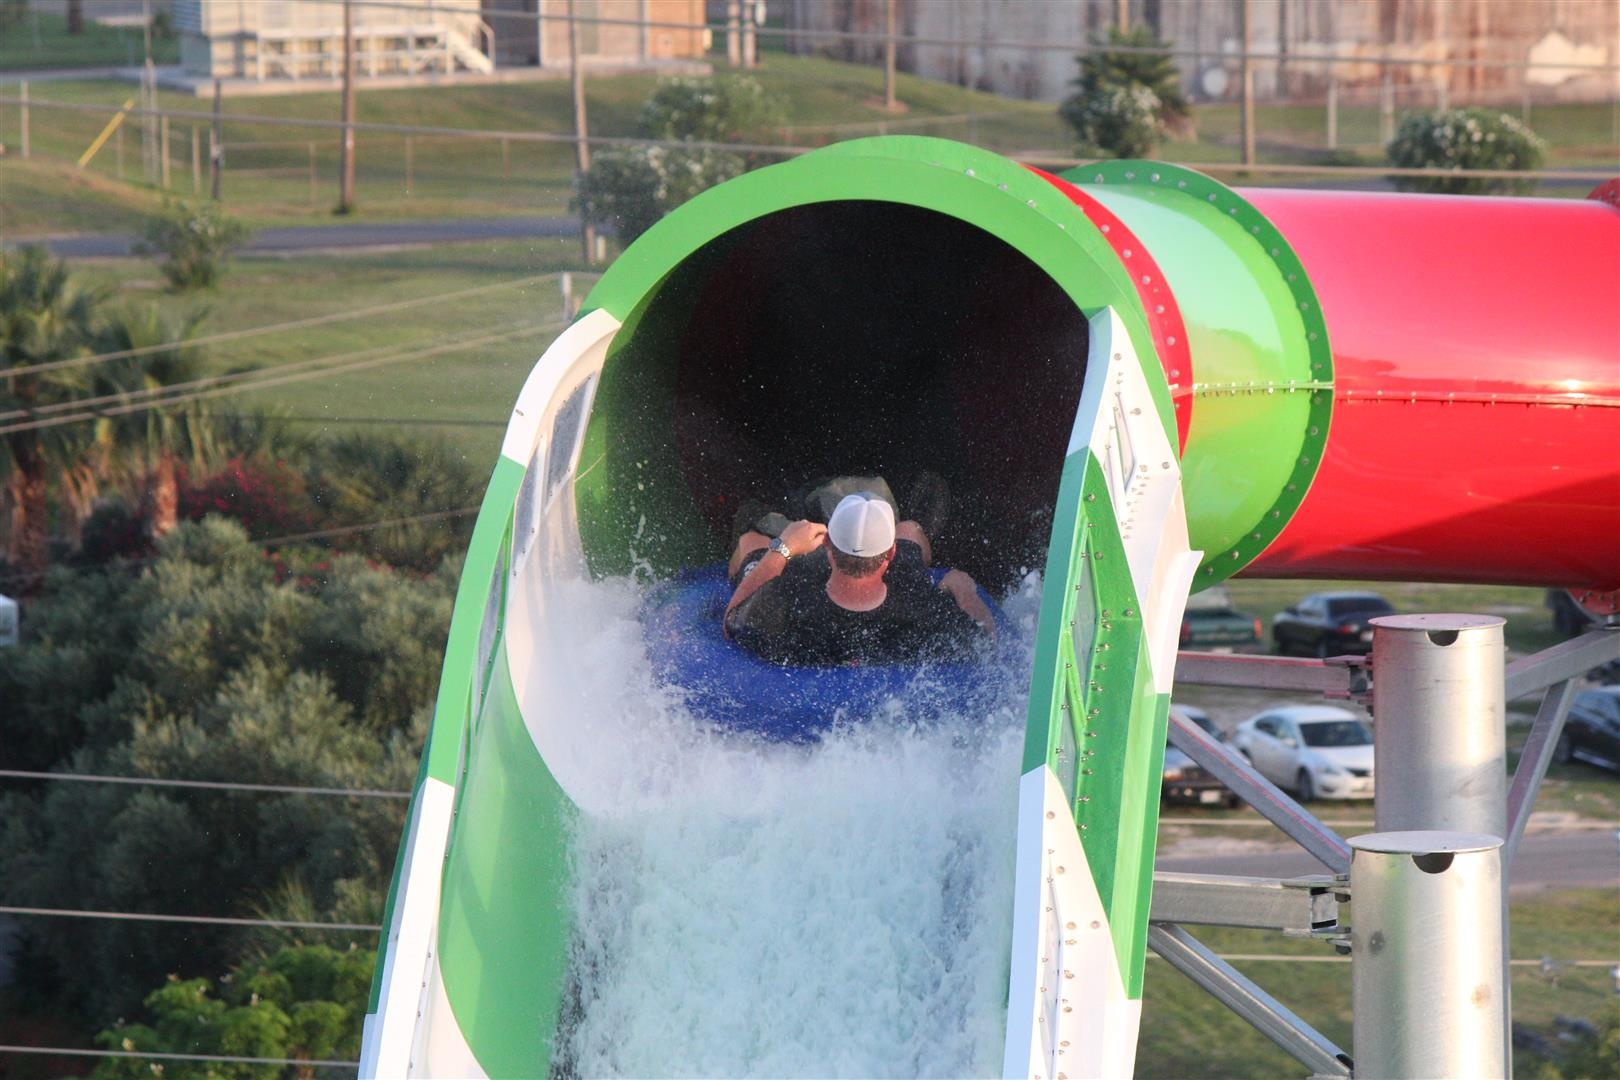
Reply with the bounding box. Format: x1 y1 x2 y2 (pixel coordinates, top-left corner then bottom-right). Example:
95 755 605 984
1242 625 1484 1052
576 74 783 248
1059 26 1191 159
1387 108 1545 195
136 199 253 291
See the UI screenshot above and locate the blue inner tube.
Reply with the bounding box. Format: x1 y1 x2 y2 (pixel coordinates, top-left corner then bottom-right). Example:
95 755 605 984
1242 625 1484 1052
640 563 1009 742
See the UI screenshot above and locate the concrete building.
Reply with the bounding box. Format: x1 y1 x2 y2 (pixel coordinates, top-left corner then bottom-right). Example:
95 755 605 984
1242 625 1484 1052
173 0 707 84
782 0 1620 104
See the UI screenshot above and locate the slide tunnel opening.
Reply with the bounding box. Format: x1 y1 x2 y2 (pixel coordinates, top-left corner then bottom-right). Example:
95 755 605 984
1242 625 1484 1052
599 199 1093 590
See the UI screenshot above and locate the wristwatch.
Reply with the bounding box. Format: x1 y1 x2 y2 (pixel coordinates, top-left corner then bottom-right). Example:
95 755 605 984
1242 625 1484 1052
768 537 793 559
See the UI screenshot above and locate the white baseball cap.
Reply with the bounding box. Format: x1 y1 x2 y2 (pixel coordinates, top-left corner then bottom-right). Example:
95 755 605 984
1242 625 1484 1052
827 493 896 557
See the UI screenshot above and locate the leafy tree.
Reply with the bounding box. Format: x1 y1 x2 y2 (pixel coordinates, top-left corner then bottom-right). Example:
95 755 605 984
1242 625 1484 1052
92 944 376 1080
0 246 103 585
576 74 784 248
0 519 449 1020
1387 108 1545 195
300 432 481 572
1059 26 1191 159
136 199 254 292
94 306 223 537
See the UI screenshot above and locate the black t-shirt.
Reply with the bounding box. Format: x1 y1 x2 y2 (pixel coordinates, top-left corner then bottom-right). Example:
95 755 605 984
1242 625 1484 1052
726 541 985 666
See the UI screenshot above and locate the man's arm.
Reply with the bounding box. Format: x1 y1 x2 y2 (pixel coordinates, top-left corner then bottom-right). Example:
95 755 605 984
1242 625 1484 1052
938 568 997 641
723 519 826 633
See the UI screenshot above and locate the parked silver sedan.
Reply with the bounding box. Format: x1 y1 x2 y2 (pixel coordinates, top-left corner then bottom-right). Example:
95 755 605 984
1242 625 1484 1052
1229 705 1375 801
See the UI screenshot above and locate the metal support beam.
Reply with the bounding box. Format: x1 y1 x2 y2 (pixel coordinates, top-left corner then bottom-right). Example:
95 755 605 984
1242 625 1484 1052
1167 711 1353 874
1148 924 1352 1078
1504 628 1620 701
1370 615 1506 836
1150 872 1342 932
1174 651 1369 699
1350 832 1506 1079
1504 678 1580 867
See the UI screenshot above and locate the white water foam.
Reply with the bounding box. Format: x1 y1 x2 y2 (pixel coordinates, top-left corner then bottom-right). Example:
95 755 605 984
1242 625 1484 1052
536 573 1046 1078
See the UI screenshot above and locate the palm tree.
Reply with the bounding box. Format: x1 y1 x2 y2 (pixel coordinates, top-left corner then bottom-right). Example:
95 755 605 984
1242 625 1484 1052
0 247 101 584
94 307 221 538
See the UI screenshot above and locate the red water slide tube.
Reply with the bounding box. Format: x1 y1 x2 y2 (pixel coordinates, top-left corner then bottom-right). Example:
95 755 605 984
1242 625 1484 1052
1243 188 1620 595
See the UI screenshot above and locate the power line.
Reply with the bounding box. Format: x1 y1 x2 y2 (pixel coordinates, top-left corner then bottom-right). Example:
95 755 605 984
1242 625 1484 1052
0 1046 358 1069
0 319 564 436
0 272 575 381
275 413 504 426
0 768 410 799
0 501 484 590
2 95 1609 187
0 95 816 159
0 905 381 932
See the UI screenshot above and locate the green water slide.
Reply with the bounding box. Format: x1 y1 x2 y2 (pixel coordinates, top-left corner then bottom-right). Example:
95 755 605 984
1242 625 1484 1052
361 137 1330 1078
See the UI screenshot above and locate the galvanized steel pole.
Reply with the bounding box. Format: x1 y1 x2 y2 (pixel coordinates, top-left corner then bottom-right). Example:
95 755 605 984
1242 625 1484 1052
1350 832 1506 1079
1370 614 1506 836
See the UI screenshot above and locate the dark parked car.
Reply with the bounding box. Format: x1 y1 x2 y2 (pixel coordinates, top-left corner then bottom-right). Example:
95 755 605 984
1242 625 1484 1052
1273 591 1395 657
1560 687 1620 774
1162 705 1240 807
1180 584 1263 652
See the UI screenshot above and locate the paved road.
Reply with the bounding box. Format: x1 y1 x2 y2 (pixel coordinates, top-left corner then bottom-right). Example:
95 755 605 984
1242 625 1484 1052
12 215 583 258
1158 826 1619 894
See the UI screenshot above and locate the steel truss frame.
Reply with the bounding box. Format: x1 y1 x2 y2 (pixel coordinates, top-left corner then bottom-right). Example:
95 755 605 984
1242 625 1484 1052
1149 626 1620 1076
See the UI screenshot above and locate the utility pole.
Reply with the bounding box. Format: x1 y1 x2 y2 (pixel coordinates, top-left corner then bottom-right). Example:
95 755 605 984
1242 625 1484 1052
567 0 597 265
1239 0 1255 168
742 0 758 69
884 0 897 111
726 0 741 67
209 78 223 199
339 0 357 212
1116 0 1129 33
142 0 157 184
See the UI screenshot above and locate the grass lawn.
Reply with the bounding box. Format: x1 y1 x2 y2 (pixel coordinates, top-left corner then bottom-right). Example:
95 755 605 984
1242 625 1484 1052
0 10 179 72
1136 887 1618 1078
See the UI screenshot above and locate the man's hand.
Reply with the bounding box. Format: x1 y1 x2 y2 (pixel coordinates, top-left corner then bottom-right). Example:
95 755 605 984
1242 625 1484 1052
939 569 997 641
725 520 824 632
776 519 826 557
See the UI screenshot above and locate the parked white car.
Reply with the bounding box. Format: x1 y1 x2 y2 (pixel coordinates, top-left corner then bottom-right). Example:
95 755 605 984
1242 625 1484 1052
1229 705 1375 801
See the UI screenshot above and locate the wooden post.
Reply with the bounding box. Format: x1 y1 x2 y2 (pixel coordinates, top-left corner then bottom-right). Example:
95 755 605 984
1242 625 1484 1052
116 125 125 179
742 0 757 68
191 124 201 194
339 0 356 212
1239 0 1255 168
1325 71 1338 150
726 0 741 67
501 136 510 178
404 134 413 194
884 0 896 112
567 0 597 264
1116 0 1129 33
18 80 28 159
210 78 222 199
159 114 170 188
1380 63 1395 144
309 140 318 203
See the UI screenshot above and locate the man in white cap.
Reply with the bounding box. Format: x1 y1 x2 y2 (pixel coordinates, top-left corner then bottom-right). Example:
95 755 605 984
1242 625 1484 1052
724 491 995 666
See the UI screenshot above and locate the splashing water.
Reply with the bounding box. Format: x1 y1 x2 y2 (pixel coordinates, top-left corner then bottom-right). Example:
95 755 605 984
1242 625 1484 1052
538 573 1046 1078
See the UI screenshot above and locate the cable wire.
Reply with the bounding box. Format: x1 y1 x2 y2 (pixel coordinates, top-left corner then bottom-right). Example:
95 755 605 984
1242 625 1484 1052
0 502 484 590
0 272 575 381
0 319 564 436
0 906 381 931
0 769 410 799
0 1046 358 1069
